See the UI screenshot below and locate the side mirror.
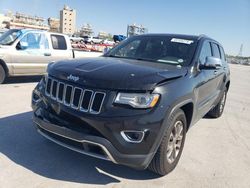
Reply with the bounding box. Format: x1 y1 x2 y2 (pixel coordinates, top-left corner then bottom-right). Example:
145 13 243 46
200 57 222 70
17 41 28 50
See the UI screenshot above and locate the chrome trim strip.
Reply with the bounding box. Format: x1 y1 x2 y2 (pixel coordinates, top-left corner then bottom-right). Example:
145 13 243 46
50 78 54 97
90 92 106 114
36 122 116 163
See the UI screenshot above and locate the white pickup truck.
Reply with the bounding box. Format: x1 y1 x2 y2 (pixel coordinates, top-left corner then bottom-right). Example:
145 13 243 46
0 29 102 84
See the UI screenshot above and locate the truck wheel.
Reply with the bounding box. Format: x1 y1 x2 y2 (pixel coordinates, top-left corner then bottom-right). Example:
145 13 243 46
207 90 227 118
148 109 187 175
0 65 6 84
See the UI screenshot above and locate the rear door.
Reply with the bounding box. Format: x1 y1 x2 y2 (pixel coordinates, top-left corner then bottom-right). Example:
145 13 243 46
12 31 52 75
49 34 73 61
210 43 226 103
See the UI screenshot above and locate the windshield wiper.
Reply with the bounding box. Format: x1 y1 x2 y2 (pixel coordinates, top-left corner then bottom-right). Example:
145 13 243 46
134 57 157 62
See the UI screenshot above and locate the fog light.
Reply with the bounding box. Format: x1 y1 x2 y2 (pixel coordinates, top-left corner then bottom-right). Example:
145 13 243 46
120 130 147 143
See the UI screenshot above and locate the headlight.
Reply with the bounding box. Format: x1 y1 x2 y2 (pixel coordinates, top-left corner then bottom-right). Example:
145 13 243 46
114 93 160 108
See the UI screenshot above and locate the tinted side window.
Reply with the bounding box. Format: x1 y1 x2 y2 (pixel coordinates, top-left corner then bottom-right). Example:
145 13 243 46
51 35 67 50
219 46 226 61
211 43 221 58
199 41 212 65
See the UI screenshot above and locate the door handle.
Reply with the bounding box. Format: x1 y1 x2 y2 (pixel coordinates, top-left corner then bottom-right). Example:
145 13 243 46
214 70 218 75
44 52 51 56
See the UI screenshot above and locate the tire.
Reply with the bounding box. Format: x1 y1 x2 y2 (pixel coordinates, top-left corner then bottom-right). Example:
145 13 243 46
207 90 227 118
0 64 6 84
148 109 187 175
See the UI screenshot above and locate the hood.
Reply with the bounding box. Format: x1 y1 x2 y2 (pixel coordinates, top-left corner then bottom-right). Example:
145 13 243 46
48 57 188 91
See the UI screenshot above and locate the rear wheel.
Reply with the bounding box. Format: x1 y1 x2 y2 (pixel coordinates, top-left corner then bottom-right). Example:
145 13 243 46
207 90 227 118
0 65 6 84
148 109 187 175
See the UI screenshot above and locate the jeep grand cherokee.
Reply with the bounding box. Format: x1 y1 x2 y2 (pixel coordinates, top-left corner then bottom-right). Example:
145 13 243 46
32 34 230 175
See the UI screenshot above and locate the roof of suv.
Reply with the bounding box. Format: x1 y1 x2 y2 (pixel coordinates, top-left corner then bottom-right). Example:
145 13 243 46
139 33 213 41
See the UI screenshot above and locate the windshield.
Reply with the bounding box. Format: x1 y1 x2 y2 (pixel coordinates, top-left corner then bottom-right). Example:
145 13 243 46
0 29 22 45
106 35 198 66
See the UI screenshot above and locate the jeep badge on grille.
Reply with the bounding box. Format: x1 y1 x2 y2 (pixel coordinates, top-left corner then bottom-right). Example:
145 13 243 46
67 74 79 82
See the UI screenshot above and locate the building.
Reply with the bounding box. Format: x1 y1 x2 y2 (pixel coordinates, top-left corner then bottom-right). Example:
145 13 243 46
0 13 12 29
98 31 109 39
60 5 76 35
79 23 93 37
127 23 148 37
48 17 60 33
1 11 49 30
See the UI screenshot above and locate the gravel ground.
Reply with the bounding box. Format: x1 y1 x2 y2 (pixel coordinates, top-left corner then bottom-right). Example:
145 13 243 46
0 64 250 188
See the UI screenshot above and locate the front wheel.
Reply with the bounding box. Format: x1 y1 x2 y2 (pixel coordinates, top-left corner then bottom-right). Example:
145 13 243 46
148 109 187 175
0 65 6 84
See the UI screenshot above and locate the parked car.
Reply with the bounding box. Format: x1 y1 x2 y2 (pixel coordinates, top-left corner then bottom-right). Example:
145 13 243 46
101 39 115 45
83 36 102 44
32 34 230 175
69 35 84 43
0 29 102 83
113 34 126 42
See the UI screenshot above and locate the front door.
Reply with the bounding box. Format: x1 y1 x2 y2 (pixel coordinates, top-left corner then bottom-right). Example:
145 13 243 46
195 40 219 118
12 31 52 75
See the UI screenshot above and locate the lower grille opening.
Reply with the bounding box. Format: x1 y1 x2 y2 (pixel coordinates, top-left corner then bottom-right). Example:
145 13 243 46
84 143 107 157
42 108 106 139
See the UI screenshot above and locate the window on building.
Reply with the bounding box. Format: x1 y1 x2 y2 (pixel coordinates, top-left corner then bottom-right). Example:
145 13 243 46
51 35 67 50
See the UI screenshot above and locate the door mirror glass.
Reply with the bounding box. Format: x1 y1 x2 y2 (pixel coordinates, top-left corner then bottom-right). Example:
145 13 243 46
200 57 222 69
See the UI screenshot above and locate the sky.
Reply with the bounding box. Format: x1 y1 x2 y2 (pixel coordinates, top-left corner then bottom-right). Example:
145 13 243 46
0 0 250 56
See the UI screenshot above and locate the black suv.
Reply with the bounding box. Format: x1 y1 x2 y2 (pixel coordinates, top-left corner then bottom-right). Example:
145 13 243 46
32 34 230 175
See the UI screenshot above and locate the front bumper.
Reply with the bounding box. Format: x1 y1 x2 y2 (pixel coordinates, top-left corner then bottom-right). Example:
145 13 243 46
31 82 170 169
33 114 155 169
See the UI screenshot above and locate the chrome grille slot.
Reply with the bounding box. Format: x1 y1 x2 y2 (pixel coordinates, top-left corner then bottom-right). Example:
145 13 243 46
57 82 65 102
45 78 52 96
71 87 82 109
80 90 93 112
45 77 105 114
51 80 58 99
64 85 73 106
90 92 106 114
